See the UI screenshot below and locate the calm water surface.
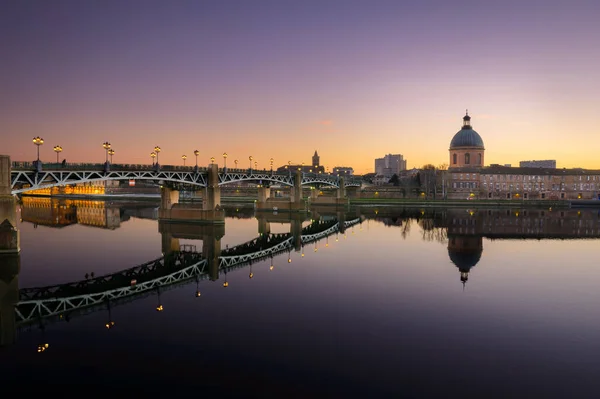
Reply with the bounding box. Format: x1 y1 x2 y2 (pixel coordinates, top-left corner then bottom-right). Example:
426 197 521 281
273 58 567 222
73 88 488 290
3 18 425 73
2 199 600 398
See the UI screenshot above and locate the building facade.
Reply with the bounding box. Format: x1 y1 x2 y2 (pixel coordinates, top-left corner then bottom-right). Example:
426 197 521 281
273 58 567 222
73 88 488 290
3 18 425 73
519 160 557 168
374 154 407 178
445 112 599 200
448 111 485 169
332 167 354 176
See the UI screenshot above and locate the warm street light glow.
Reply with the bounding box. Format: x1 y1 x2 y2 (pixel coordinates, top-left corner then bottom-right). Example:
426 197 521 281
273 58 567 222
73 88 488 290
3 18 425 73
37 343 49 353
53 145 62 163
150 152 156 165
234 159 238 169
249 155 253 169
154 146 161 164
33 136 44 161
102 142 111 163
182 154 187 165
223 152 228 168
108 149 115 163
210 156 215 164
194 149 199 167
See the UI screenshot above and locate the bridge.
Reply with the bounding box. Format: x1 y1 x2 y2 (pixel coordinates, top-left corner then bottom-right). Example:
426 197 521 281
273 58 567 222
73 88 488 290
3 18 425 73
1 154 362 219
7 159 361 195
11 216 362 329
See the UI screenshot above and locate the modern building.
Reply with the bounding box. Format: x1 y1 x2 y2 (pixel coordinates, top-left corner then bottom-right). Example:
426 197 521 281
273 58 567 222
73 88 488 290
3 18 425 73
519 160 556 168
375 154 407 177
445 112 600 200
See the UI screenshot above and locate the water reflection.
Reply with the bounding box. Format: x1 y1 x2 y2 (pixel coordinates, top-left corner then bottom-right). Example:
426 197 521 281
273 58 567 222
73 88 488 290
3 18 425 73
3 197 365 348
4 199 600 350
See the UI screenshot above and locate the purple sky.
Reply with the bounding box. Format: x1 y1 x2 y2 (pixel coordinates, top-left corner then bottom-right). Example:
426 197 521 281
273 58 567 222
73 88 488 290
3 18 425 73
1 0 599 173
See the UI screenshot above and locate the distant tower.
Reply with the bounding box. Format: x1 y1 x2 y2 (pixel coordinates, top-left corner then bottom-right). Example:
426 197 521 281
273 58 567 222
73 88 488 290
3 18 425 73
449 110 485 168
312 151 320 168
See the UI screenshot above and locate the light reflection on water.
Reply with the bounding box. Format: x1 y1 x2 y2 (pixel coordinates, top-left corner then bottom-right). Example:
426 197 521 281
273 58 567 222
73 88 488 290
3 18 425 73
3 200 600 396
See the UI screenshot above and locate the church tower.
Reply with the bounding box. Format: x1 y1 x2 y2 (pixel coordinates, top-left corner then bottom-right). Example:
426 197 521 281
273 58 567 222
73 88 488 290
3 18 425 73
312 150 320 168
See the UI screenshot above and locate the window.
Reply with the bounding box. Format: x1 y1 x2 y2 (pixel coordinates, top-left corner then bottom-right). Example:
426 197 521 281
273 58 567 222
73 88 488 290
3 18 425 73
453 153 457 164
465 153 470 164
478 153 482 165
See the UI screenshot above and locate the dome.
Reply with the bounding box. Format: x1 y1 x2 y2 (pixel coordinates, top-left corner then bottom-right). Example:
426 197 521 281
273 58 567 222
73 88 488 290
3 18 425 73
448 249 482 272
449 111 484 149
450 129 485 149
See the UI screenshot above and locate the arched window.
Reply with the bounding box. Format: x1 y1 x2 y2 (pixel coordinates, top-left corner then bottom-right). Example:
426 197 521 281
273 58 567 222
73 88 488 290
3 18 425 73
465 153 470 165
453 153 457 164
478 153 482 165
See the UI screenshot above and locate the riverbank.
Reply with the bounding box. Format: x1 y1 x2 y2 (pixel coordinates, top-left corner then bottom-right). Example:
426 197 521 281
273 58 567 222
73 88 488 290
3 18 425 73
21 193 599 208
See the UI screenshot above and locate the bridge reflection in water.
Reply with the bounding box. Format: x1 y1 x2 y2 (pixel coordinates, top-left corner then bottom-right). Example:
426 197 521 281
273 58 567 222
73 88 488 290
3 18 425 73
3 199 600 349
1 197 365 347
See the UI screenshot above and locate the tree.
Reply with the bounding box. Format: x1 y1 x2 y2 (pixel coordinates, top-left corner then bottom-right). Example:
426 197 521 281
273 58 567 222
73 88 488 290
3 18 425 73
389 174 400 186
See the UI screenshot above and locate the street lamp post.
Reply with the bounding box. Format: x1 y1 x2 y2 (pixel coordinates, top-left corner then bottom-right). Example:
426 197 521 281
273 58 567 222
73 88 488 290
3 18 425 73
194 150 199 167
249 156 253 170
108 149 115 163
223 152 228 169
234 159 238 170
154 146 161 165
150 152 156 165
270 158 274 174
102 142 111 163
33 137 44 162
210 157 215 165
254 161 258 170
53 145 62 163
182 154 187 166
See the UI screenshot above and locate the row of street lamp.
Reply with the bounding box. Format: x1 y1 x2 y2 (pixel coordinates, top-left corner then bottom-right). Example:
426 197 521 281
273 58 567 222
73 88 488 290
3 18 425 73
33 137 323 172
169 151 277 171
33 137 116 164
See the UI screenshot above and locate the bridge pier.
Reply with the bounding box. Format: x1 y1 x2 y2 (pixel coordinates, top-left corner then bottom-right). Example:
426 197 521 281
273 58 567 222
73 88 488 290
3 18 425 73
337 211 347 234
0 252 19 347
203 164 221 211
161 187 180 210
258 217 271 235
290 218 303 251
0 155 10 197
159 165 224 224
291 171 303 203
258 186 271 203
203 234 222 282
256 170 306 212
0 175 19 346
337 177 346 199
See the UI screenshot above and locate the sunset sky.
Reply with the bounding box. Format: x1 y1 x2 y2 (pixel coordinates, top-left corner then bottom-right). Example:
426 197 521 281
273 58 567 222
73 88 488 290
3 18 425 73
1 0 599 174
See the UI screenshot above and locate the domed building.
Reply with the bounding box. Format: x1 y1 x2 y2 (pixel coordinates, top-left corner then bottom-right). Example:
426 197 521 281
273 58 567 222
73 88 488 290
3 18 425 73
449 111 485 168
447 235 482 287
